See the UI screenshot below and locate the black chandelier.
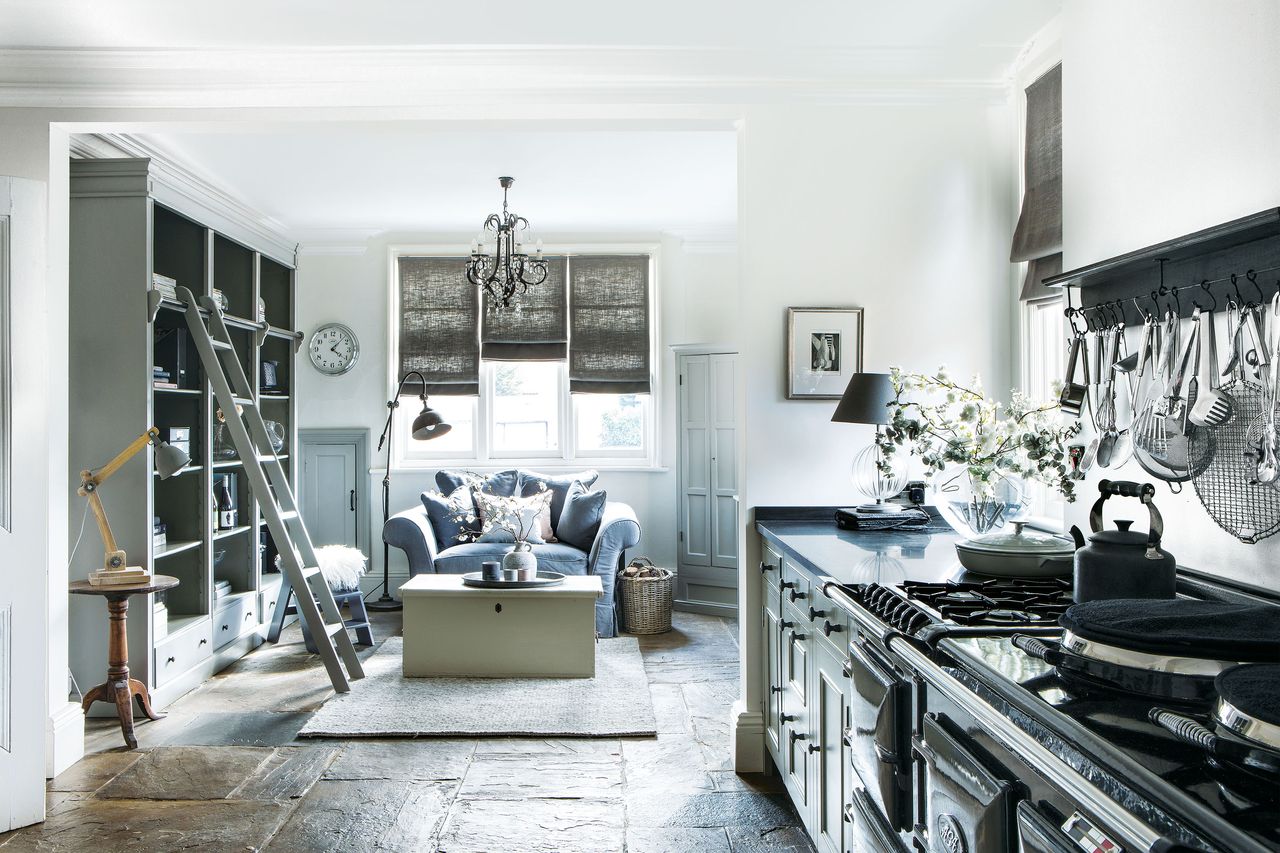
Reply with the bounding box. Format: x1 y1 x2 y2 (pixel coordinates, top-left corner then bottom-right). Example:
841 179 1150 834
466 176 548 311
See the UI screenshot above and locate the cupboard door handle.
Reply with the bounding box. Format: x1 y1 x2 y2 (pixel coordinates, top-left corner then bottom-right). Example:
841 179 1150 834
789 630 807 644
770 686 784 694
807 606 826 620
780 713 796 723
807 743 821 754
780 620 795 630
822 620 844 637
165 656 176 664
780 580 796 590
350 489 356 512
789 730 807 745
198 638 208 646
759 561 777 575
788 589 806 603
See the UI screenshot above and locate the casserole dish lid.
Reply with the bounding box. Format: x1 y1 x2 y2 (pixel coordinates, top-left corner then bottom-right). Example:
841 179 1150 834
1059 599 1280 662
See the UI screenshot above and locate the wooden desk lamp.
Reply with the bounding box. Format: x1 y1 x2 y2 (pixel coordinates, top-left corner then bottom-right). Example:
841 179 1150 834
78 426 190 585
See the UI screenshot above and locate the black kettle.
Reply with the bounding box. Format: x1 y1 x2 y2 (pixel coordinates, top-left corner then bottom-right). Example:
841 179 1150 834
1069 479 1176 603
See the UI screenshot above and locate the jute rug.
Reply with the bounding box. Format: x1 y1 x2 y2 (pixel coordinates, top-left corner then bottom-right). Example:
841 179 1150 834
298 636 657 738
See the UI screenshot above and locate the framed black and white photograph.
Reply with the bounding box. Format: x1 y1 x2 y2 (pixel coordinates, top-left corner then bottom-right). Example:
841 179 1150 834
787 307 863 399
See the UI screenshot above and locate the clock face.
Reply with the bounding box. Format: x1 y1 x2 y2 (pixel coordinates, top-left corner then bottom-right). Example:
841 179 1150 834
308 324 360 375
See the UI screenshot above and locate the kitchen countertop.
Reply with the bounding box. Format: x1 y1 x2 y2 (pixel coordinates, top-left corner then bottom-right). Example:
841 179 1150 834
755 507 969 586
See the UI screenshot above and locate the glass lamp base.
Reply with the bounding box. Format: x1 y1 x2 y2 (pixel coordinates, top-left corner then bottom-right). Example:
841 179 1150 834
850 441 907 506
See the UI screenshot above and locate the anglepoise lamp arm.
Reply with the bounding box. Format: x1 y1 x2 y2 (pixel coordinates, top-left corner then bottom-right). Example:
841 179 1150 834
78 427 189 573
370 371 451 610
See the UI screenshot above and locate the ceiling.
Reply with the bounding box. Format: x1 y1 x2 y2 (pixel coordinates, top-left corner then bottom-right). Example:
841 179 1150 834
124 127 739 238
8 1 1058 63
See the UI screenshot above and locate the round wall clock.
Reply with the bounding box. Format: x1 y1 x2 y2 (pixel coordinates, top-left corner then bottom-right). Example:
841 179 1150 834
308 323 360 376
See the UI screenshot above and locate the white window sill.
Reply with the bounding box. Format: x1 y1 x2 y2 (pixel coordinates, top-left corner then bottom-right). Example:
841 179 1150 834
372 464 670 475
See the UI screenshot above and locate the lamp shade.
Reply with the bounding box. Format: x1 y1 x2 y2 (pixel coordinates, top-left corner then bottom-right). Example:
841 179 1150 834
154 441 191 479
831 372 895 425
411 398 452 441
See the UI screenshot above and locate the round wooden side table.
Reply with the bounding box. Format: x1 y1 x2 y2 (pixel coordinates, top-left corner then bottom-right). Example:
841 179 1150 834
70 574 179 749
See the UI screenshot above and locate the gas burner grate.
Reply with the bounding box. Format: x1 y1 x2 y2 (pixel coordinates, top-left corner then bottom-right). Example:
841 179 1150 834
901 578 1073 627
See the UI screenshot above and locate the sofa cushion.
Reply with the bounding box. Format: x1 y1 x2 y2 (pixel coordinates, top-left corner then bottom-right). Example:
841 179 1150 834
419 486 480 549
473 489 552 544
433 541 589 576
556 487 607 550
519 469 600 527
436 468 520 498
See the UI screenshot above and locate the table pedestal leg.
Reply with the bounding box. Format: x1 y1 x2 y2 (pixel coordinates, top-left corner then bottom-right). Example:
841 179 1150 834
81 594 163 749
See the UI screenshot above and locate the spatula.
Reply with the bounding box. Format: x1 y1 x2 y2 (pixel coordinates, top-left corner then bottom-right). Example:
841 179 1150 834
1188 308 1234 428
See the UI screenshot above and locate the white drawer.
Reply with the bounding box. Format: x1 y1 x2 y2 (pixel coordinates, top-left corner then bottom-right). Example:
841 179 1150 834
213 594 258 650
154 619 212 687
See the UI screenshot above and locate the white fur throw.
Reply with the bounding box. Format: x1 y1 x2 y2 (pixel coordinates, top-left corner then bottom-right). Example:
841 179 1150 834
276 544 367 592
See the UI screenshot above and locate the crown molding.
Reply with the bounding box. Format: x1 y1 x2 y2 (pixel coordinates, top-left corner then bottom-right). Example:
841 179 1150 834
663 225 737 255
296 229 384 256
71 132 296 263
0 46 1013 108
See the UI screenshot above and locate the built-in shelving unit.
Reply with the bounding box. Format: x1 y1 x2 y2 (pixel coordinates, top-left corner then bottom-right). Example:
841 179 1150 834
69 157 298 710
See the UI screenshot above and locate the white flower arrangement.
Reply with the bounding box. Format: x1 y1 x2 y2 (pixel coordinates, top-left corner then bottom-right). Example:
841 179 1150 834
450 474 550 547
877 366 1081 503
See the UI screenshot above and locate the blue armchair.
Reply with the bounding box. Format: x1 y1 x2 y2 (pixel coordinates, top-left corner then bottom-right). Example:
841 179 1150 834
383 469 641 637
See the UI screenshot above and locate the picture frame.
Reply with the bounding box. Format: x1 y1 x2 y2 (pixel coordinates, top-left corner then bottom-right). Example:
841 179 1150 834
786 306 864 399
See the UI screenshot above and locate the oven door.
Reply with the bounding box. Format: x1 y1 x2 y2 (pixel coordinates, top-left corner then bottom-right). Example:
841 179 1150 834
846 785 911 853
915 712 1016 853
844 638 910 831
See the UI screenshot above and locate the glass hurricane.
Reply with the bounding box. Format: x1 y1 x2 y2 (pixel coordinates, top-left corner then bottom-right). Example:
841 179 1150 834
936 470 1029 539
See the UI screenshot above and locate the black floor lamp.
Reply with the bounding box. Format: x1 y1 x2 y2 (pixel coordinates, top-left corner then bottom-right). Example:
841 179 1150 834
368 370 452 612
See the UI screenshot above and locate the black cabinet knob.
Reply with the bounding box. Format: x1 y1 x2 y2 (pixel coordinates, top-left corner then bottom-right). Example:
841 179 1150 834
807 606 826 620
770 686 784 694
780 713 796 723
788 588 807 603
789 630 807 643
822 620 845 637
807 743 821 754
780 619 795 630
759 561 777 575
780 580 796 590
789 730 807 744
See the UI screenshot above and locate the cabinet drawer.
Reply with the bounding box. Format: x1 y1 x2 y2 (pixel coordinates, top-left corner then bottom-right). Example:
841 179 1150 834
780 559 811 608
259 586 282 627
760 542 783 591
154 620 212 687
213 595 258 650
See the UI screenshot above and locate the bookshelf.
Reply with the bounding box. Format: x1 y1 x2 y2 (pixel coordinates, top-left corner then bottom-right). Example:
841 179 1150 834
69 158 299 710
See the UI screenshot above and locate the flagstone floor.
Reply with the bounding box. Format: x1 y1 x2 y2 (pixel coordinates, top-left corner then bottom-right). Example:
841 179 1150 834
1 610 814 852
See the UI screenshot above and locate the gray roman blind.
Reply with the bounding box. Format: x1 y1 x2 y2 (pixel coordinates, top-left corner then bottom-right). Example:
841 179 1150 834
1013 63 1063 301
569 255 651 394
398 256 480 395
481 257 568 360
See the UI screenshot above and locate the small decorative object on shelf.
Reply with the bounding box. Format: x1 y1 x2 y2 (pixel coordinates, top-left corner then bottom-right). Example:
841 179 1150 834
212 288 229 312
877 366 1081 541
262 420 286 454
158 427 190 459
257 296 267 325
77 427 190 585
154 328 191 389
213 472 238 530
260 359 281 392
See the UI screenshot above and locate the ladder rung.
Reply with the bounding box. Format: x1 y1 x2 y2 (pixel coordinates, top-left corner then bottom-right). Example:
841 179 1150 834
323 622 348 638
210 339 234 351
300 567 322 582
231 396 254 408
278 511 299 521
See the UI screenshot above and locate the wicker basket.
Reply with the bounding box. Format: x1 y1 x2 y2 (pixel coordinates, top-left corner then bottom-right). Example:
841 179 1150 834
618 557 674 635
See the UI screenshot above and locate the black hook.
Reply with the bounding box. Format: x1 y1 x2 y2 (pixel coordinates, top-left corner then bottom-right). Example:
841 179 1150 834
1132 295 1152 323
1157 284 1181 317
1246 269 1265 302
1195 279 1217 312
1230 273 1246 305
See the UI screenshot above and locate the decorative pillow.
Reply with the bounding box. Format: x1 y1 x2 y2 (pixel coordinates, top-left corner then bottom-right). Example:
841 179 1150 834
556 488 607 550
436 468 520 498
519 469 600 527
473 490 553 544
419 486 480 549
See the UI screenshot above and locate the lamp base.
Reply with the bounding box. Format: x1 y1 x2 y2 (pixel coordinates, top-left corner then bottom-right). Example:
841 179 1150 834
365 593 402 612
853 501 906 514
89 566 151 586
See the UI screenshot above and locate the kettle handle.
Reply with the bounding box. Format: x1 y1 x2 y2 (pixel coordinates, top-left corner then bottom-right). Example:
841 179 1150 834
1089 479 1164 557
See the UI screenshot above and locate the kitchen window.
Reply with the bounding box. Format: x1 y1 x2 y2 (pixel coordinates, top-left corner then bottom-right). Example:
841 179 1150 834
1022 294 1067 530
391 247 657 468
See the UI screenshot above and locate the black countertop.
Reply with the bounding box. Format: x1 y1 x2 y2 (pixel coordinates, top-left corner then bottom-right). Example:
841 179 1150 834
755 508 968 586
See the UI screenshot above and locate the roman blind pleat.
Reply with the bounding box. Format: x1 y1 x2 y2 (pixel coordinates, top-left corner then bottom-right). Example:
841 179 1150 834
481 257 568 360
1019 252 1063 302
1011 64 1063 264
569 255 651 394
398 256 480 395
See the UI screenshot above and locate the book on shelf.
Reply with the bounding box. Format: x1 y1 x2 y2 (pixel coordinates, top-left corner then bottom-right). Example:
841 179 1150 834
153 533 168 550
151 273 178 302
153 381 179 390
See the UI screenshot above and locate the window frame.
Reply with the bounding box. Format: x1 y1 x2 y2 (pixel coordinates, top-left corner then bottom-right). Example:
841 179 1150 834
1020 294 1068 533
388 243 660 470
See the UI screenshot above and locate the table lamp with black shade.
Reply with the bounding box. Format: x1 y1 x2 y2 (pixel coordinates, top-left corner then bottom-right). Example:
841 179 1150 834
369 370 452 611
831 372 908 514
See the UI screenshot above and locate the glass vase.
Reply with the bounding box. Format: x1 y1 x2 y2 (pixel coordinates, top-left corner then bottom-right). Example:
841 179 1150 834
936 470 1029 539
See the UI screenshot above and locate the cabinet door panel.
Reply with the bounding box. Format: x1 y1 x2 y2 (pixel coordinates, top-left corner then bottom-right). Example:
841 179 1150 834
763 584 783 759
813 642 849 853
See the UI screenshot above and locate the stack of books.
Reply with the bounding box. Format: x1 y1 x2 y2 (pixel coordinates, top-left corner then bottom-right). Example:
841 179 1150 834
153 517 167 551
153 598 169 641
153 365 178 390
151 272 178 302
214 579 233 605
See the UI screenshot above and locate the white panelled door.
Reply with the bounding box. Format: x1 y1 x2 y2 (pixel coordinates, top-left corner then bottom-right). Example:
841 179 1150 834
677 351 739 612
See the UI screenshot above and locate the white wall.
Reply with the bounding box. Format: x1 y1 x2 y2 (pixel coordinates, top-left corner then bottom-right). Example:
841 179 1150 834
1062 0 1280 591
295 232 739 590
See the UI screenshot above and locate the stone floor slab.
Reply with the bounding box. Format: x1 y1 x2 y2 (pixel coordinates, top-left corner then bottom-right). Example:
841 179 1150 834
97 745 277 800
0 797 294 852
149 710 309 747
472 737 623 758
626 826 733 853
231 745 339 800
644 660 739 684
46 751 142 793
628 790 802 830
459 751 623 799
710 770 786 794
647 682 693 734
324 740 475 782
263 779 452 852
725 825 818 852
437 797 624 853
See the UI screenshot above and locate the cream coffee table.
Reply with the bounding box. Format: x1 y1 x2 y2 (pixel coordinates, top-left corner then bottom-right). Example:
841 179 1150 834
399 573 603 678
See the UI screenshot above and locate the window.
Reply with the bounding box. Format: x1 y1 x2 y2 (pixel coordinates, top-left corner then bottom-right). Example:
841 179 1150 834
1022 295 1067 530
392 247 657 468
